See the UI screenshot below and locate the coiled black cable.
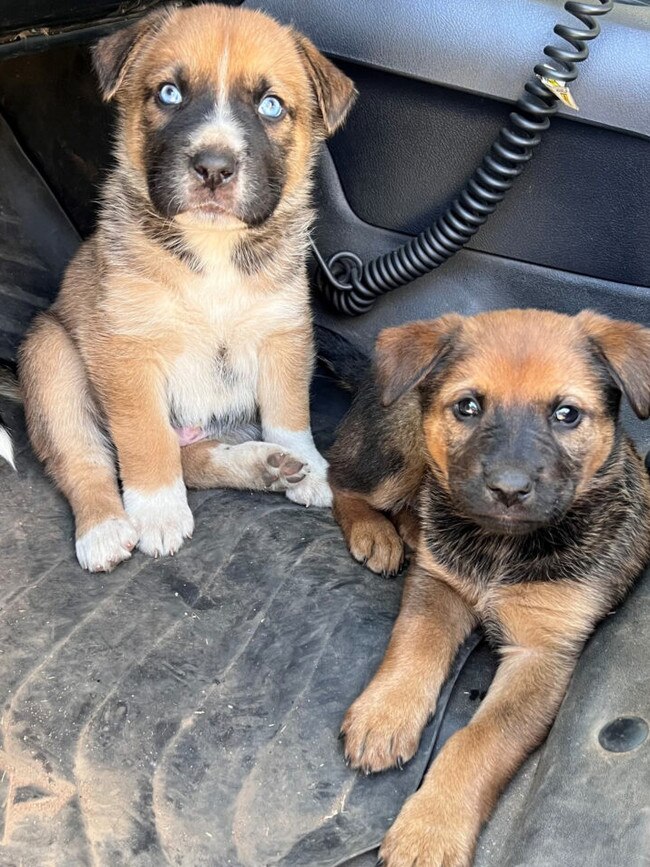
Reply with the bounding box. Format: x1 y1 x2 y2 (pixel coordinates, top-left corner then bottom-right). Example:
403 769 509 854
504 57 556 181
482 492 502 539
314 0 613 316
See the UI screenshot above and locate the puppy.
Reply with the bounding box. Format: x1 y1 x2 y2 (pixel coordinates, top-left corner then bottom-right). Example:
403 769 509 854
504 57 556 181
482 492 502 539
329 309 650 867
18 5 355 572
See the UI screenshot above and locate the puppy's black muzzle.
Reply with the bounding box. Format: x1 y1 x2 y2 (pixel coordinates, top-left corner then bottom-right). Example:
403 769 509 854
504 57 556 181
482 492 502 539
484 465 534 508
450 407 575 534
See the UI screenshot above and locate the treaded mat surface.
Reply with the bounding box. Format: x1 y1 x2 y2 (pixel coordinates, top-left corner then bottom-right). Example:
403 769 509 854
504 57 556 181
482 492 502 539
0 384 453 866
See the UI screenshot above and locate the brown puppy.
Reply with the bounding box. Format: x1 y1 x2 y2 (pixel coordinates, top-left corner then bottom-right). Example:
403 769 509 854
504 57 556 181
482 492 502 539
18 5 355 572
329 309 650 867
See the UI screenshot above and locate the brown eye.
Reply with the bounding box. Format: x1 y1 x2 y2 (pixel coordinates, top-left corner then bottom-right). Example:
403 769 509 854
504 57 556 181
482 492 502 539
454 397 482 419
553 405 581 427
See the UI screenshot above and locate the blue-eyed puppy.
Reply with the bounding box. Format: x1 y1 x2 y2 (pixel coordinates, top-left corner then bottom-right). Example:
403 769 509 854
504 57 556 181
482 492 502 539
19 4 356 572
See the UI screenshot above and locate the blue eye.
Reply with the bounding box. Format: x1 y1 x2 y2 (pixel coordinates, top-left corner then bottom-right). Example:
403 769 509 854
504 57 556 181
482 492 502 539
258 95 284 119
158 83 182 106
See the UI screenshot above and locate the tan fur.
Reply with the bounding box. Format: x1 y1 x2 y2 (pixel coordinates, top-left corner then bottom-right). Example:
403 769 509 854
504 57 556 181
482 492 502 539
181 439 306 491
333 491 406 576
333 466 422 576
257 324 314 431
18 5 356 571
341 564 477 773
393 506 420 551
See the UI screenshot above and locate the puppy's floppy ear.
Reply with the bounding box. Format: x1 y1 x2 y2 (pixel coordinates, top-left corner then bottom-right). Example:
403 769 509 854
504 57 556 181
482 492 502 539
92 9 168 102
375 315 463 407
293 33 357 136
579 310 650 419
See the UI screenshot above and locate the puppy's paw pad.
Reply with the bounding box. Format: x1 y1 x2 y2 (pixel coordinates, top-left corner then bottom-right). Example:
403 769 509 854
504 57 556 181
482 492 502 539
348 519 404 576
76 516 138 573
285 471 332 508
124 482 194 558
341 687 427 773
263 451 305 489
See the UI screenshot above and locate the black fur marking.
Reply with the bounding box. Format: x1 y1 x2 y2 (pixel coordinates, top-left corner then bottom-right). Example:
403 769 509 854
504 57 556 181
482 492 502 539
448 405 579 531
418 344 467 414
328 374 416 496
119 178 203 272
231 224 285 276
229 94 288 226
140 212 203 272
586 340 624 419
381 329 461 408
315 326 371 392
421 433 649 593
144 90 216 218
143 81 288 230
213 346 241 389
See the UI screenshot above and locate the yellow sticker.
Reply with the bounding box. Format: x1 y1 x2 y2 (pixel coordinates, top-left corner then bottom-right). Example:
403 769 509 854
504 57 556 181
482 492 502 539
538 76 579 111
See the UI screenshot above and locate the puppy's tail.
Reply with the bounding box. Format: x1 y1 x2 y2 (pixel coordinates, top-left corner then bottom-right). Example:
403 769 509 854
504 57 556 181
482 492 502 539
0 361 21 470
315 325 370 393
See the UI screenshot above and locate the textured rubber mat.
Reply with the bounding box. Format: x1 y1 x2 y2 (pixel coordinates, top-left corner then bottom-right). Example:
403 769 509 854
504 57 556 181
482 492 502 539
0 380 482 867
0 112 457 866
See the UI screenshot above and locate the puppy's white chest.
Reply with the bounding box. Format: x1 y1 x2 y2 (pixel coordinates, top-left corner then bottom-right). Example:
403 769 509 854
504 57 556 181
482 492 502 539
166 334 257 428
164 261 302 428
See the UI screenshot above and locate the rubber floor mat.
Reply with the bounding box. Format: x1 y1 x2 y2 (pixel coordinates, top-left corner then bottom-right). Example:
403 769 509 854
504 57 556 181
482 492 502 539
0 110 458 866
0 376 479 867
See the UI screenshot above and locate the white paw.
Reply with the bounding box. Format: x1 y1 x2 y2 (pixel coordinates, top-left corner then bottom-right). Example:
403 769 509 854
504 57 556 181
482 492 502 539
76 516 138 573
123 478 194 558
210 441 306 491
285 470 333 508
261 428 331 507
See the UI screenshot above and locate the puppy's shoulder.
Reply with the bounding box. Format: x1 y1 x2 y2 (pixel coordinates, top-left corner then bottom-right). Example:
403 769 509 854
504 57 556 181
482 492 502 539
328 373 425 501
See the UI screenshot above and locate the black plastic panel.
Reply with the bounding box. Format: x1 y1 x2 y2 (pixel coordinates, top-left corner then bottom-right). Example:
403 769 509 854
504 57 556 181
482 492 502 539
246 0 650 138
0 0 241 43
0 42 113 236
0 0 133 36
0 113 78 359
327 61 650 288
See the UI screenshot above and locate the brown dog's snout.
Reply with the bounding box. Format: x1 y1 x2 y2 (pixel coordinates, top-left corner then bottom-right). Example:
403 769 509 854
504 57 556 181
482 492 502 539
484 465 534 508
191 149 238 191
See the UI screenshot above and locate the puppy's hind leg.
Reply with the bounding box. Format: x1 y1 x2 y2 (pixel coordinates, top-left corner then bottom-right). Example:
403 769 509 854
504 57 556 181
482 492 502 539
181 439 307 492
19 313 137 572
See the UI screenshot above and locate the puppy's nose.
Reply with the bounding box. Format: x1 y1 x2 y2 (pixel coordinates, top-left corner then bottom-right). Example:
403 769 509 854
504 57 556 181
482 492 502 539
485 468 533 508
191 149 237 190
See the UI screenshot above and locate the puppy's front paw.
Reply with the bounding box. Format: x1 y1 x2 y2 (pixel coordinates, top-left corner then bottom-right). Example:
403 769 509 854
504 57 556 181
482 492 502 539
347 514 404 576
123 479 194 558
76 516 138 573
341 681 429 773
285 470 332 508
379 790 476 867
